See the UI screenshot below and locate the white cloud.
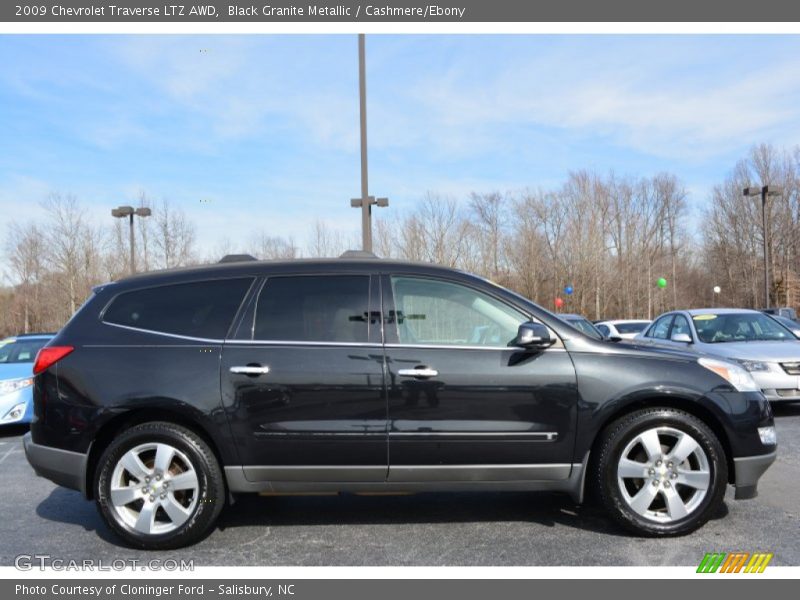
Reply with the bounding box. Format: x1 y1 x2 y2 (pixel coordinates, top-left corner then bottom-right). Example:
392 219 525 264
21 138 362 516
382 38 800 161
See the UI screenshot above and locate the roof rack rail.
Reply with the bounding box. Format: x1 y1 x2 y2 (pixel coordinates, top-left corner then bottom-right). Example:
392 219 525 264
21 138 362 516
13 332 57 337
339 250 380 259
219 254 258 263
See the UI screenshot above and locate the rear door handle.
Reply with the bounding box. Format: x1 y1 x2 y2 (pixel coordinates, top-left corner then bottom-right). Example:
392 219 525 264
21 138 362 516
398 367 439 378
229 365 270 376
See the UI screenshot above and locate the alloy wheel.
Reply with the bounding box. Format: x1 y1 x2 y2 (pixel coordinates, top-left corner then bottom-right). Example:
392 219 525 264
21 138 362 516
109 442 199 535
616 426 711 523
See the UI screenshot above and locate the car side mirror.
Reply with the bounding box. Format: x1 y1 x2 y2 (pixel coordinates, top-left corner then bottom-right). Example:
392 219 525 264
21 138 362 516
671 332 692 343
606 335 623 343
515 322 555 350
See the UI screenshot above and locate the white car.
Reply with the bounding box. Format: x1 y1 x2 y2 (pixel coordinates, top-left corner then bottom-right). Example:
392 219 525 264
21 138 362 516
595 319 651 340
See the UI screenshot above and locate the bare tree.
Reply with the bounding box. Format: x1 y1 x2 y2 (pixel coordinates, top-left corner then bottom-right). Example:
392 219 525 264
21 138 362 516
5 223 45 332
152 199 196 269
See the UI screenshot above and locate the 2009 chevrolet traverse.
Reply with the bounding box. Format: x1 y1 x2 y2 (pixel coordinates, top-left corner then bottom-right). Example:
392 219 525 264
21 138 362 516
24 256 776 548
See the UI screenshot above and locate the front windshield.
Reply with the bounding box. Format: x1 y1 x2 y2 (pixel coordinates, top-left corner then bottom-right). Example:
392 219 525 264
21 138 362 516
0 338 49 364
564 318 604 340
692 313 795 344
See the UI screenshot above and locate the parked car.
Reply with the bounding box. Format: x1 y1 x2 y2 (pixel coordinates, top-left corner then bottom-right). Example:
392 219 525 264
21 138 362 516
761 307 798 321
596 319 652 340
25 258 775 548
636 308 800 402
557 313 606 340
0 333 55 426
767 314 800 338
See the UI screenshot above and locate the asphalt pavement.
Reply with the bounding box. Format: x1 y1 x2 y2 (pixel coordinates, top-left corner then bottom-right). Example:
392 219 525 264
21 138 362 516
1 404 798 567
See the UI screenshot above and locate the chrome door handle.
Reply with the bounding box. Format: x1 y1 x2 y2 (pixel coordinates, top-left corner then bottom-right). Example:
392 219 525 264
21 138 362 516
229 365 270 376
398 367 439 378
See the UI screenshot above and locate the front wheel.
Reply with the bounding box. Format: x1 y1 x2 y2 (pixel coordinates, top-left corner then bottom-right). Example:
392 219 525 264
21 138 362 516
594 408 727 536
95 422 225 549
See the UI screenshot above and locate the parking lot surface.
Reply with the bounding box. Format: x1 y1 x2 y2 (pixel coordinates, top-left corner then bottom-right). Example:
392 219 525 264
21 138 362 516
1 404 798 567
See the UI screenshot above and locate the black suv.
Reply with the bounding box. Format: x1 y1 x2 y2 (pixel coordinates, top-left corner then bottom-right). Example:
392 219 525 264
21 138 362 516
24 257 776 548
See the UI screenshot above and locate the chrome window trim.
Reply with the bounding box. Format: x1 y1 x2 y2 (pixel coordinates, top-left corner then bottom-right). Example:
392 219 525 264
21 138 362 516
96 325 567 352
385 342 565 352
222 339 566 351
224 339 383 348
100 320 224 344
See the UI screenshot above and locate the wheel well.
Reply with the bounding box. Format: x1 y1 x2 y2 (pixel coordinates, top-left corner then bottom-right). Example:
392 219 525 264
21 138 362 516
588 397 735 487
84 408 225 500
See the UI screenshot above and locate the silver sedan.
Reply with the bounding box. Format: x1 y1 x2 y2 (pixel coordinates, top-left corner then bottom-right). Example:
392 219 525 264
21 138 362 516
634 308 800 402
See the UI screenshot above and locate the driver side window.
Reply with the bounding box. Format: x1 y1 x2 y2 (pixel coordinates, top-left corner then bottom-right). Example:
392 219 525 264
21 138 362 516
390 276 527 347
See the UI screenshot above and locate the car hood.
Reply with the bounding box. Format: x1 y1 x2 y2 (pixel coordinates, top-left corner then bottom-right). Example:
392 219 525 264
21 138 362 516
696 341 800 362
0 363 34 381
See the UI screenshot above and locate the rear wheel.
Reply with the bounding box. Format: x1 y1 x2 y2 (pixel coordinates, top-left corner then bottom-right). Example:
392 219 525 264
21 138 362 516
594 408 727 536
95 422 225 549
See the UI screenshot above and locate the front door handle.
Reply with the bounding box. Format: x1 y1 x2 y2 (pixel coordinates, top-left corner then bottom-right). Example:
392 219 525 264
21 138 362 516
229 365 270 376
398 367 439 378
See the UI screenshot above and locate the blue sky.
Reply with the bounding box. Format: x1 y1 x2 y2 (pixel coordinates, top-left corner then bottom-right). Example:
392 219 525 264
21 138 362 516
2 34 800 253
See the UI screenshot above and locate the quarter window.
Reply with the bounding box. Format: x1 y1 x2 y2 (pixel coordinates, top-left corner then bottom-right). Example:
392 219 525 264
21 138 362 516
390 277 527 347
103 278 254 339
254 276 370 343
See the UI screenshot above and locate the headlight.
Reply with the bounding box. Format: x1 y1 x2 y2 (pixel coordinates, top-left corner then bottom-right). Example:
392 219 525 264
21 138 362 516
0 377 33 396
737 360 772 372
698 357 761 392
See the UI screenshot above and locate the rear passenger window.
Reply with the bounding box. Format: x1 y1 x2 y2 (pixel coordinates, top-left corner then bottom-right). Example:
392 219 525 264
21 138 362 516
103 278 254 339
254 276 369 343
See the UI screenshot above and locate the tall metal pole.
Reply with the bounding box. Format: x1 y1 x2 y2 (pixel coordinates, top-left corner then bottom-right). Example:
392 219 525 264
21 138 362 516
358 34 371 253
744 185 781 309
129 213 136 275
762 188 769 309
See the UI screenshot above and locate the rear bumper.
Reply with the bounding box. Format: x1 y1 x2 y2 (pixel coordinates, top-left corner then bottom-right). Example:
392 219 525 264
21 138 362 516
23 432 88 496
733 451 777 500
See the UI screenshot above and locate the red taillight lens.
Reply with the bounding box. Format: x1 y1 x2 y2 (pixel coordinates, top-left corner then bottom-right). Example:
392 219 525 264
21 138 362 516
33 346 74 375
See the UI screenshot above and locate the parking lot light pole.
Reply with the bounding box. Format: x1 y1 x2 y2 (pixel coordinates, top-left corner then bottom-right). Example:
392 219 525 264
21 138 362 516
112 205 152 275
743 185 782 309
350 34 387 253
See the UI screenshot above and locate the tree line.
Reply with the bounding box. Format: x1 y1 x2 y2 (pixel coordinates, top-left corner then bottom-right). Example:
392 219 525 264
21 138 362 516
2 143 799 337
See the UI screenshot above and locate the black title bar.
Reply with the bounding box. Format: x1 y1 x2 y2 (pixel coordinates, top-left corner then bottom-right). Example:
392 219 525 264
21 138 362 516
5 0 800 22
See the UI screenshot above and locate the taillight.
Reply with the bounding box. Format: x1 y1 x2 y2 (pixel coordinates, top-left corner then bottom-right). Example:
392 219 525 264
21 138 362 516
33 346 74 375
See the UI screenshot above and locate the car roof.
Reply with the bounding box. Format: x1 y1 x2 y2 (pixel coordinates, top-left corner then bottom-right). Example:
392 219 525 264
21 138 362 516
597 319 651 324
2 334 54 341
558 313 587 320
113 257 471 286
683 308 762 316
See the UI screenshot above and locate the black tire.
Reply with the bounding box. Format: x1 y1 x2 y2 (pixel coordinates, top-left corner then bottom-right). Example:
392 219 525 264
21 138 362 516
95 421 225 549
594 408 727 537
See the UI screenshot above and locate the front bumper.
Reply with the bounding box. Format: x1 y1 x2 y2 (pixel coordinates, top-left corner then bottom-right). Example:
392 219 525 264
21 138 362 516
753 370 800 402
0 387 33 424
23 433 88 496
733 451 777 499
